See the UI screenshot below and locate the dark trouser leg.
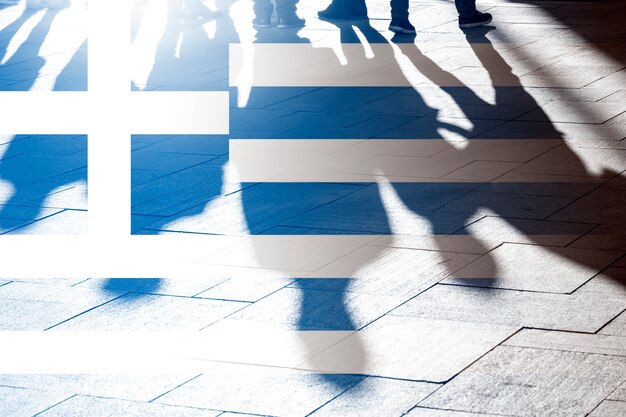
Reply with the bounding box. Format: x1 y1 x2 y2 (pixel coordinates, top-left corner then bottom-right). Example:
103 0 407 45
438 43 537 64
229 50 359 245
455 0 477 18
390 0 409 20
275 0 297 18
253 0 273 19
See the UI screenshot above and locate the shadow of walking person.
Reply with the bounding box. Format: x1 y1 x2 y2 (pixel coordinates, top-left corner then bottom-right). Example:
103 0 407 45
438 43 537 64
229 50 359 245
126 1 239 296
0 7 60 91
392 25 626 289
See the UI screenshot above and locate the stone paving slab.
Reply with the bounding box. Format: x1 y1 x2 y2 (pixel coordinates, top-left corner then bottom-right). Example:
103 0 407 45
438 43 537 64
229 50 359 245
0 386 71 417
10 209 87 234
550 188 626 223
305 246 479 298
444 242 621 293
300 316 517 381
309 377 439 417
504 328 626 357
156 366 364 417
420 346 626 417
609 383 626 402
600 311 626 337
229 285 406 330
52 293 249 331
195 276 293 302
588 401 626 417
75 277 234 299
0 281 116 330
37 395 223 417
405 408 503 417
577 268 626 297
203 235 378 273
0 374 199 402
391 284 626 332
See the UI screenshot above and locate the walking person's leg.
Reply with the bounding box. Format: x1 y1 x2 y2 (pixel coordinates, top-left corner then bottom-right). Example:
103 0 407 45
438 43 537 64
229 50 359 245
253 0 273 28
389 0 415 34
276 0 304 28
455 0 492 28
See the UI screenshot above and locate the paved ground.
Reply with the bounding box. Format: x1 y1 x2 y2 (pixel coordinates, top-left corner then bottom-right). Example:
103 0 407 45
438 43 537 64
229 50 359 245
1 0 626 415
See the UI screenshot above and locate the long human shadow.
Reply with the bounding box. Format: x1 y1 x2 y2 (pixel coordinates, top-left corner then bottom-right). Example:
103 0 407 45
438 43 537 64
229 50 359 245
0 7 59 91
127 2 366 390
391 26 626 287
0 133 87 233
0 6 87 234
0 4 87 91
232 12 490 389
125 1 236 296
129 2 624 390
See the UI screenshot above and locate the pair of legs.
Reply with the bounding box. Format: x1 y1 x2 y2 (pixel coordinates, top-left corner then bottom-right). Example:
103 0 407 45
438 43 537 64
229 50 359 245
318 0 491 32
253 0 303 28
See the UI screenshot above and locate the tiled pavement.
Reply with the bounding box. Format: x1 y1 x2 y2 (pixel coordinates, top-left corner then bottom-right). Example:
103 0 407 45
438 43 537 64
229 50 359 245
1 0 626 415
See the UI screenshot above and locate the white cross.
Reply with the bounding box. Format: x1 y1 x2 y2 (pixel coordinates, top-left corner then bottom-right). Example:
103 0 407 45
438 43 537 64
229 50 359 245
0 1 229 276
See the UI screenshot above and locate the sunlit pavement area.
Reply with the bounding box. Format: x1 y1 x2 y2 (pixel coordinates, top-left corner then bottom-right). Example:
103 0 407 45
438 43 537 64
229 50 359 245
2 0 626 415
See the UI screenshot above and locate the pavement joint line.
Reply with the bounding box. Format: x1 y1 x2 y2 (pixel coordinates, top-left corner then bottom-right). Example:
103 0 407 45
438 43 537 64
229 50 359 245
148 373 203 403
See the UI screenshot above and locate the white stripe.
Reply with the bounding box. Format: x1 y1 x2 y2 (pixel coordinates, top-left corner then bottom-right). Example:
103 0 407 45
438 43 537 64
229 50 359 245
0 329 353 373
0 92 228 134
0 234 584 279
229 138 580 183
0 317 516 379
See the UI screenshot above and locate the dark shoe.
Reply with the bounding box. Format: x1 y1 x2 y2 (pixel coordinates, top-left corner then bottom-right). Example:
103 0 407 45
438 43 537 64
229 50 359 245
317 4 367 20
277 16 305 28
253 17 272 28
458 12 492 28
389 18 415 34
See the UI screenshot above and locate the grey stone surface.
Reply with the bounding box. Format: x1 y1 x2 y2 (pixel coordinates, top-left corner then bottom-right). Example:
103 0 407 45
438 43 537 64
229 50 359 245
0 386 70 417
609 383 626 401
195 276 293 302
76 277 232 299
308 245 479 296
576 268 626 297
0 374 196 402
588 400 626 417
391 284 626 332
550 189 626 224
444 242 620 293
38 395 222 417
505 329 626 357
600 311 626 337
421 346 626 416
229 285 408 330
309 377 440 417
10 209 88 234
301 316 517 381
405 408 502 417
53 293 248 331
434 190 574 220
0 282 117 330
156 366 364 417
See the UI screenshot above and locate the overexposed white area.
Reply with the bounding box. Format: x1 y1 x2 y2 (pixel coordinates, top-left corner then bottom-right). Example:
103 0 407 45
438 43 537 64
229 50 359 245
0 0 87 90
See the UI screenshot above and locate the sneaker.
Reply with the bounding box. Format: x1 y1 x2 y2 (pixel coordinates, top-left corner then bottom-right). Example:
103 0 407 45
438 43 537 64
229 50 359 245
389 18 415 34
277 16 305 29
253 17 272 28
458 12 492 28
